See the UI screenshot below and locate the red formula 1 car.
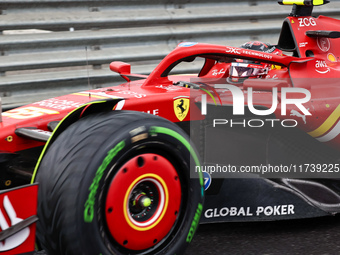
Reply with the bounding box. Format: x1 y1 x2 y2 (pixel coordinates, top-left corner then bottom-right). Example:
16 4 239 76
1 0 340 254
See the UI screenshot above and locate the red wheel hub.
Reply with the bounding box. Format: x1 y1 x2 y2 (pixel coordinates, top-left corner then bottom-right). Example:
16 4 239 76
105 153 182 251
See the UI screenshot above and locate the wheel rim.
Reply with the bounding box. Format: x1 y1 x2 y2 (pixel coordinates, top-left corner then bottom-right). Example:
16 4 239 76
105 153 182 251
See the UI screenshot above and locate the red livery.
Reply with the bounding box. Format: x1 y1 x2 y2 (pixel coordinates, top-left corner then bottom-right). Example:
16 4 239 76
1 1 340 254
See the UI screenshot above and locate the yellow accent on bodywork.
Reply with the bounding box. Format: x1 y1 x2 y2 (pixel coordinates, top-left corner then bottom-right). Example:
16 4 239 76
31 99 120 183
308 104 340 138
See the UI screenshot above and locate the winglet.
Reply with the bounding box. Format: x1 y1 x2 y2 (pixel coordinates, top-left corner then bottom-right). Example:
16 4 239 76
278 0 329 6
278 0 329 16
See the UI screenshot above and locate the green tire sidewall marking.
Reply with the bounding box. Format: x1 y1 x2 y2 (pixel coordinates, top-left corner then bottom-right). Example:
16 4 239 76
149 126 204 245
186 202 203 243
84 140 125 223
149 126 204 194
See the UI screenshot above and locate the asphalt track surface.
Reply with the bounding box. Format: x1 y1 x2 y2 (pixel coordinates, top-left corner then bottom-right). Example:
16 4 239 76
185 215 340 255
35 214 340 255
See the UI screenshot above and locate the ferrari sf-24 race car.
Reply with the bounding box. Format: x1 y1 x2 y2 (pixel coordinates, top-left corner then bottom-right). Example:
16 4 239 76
1 0 340 254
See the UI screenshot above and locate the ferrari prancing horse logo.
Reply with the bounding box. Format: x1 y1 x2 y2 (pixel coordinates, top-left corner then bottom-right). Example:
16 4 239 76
174 97 189 121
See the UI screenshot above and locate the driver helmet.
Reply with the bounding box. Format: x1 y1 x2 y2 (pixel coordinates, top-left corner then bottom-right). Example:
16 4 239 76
228 41 282 84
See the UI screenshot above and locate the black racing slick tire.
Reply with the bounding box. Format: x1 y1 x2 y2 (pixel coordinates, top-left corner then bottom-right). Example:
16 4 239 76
35 111 204 255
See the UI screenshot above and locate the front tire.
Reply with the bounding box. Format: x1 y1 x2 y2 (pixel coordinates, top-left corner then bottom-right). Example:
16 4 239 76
36 111 204 255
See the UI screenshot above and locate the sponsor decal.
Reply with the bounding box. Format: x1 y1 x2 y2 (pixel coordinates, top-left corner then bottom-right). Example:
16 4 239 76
299 42 308 48
84 89 145 99
111 89 146 99
84 140 125 223
0 196 30 252
186 203 203 243
298 17 316 27
178 42 198 47
290 109 309 124
317 37 331 52
33 98 83 110
315 60 330 74
203 171 211 190
155 85 183 91
143 109 159 115
327 53 337 62
2 107 59 120
241 50 273 60
0 185 37 255
211 68 226 76
226 47 241 55
265 74 279 79
174 96 190 121
204 204 295 218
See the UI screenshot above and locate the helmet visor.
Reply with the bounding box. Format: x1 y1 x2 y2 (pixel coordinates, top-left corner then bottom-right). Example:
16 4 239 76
229 62 268 78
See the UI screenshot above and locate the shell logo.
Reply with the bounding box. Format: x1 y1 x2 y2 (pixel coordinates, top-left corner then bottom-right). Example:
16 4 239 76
327 53 337 63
